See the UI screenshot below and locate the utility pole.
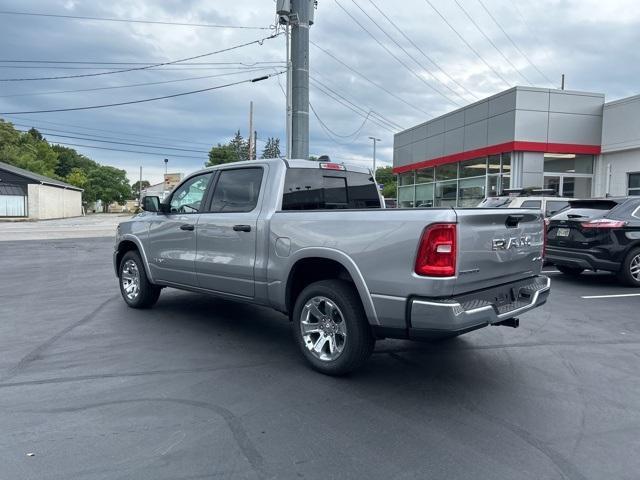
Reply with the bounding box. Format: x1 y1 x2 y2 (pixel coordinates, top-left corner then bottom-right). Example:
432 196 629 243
561 74 565 90
248 101 254 160
138 165 143 206
164 158 168 175
369 137 381 173
285 24 293 159
290 0 311 159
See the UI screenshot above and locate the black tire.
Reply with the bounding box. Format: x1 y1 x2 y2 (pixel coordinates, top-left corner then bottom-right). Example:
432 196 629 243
617 248 640 287
557 265 584 276
291 279 375 376
118 250 161 308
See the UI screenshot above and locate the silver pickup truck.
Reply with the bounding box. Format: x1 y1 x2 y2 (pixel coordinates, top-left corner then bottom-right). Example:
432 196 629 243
114 158 550 375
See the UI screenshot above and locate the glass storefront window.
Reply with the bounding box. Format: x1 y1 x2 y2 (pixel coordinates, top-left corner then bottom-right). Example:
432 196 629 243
501 153 511 174
563 177 592 198
398 172 415 186
458 177 485 207
398 185 415 208
488 155 501 174
544 154 593 174
416 167 434 184
629 173 640 196
435 180 457 207
415 183 434 207
435 163 458 181
460 158 487 178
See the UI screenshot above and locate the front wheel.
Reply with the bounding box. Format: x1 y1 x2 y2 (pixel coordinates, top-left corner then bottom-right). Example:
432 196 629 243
119 250 161 308
292 280 375 376
617 248 640 287
557 265 584 276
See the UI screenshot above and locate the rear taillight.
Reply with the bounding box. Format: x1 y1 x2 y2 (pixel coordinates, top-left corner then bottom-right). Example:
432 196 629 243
415 223 456 277
580 218 626 229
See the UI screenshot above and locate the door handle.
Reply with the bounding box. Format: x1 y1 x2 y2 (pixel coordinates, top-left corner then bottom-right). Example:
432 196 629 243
233 224 252 232
180 224 195 231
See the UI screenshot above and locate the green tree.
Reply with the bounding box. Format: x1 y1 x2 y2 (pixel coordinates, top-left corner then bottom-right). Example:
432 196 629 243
375 166 396 198
131 180 151 198
86 165 131 211
205 130 250 167
52 145 96 178
66 168 88 190
260 137 281 159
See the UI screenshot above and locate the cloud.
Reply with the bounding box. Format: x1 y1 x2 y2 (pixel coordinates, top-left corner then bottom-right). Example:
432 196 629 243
0 0 638 184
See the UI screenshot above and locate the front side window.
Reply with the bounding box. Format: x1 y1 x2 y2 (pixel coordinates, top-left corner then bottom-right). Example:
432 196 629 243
169 173 213 213
629 173 640 196
210 168 263 213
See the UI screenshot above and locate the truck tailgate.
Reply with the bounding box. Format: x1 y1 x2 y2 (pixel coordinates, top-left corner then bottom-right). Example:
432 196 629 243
453 208 544 295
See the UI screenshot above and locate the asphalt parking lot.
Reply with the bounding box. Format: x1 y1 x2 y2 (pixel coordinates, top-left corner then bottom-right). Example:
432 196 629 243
1 234 639 480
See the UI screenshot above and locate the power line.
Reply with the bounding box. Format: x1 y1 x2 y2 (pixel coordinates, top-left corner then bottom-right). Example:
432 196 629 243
37 141 206 160
422 0 511 87
0 60 284 66
366 0 479 101
336 0 462 108
15 128 209 154
310 40 431 117
0 72 283 114
349 0 467 106
476 0 555 86
2 116 215 147
0 65 284 71
0 11 272 30
309 73 404 131
310 103 371 145
452 0 533 85
0 34 281 82
0 67 274 98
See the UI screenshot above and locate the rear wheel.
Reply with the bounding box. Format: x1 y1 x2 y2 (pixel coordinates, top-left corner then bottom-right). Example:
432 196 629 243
119 250 161 308
617 248 640 287
557 265 584 276
292 280 375 376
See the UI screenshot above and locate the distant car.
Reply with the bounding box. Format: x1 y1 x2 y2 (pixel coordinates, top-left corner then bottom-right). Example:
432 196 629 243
478 195 572 218
546 197 640 286
383 197 397 208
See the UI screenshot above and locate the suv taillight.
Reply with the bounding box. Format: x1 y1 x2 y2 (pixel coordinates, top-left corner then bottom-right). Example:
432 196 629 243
580 218 626 229
415 223 456 277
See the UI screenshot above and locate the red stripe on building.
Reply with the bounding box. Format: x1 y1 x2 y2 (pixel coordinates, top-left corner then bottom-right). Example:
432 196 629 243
392 141 602 174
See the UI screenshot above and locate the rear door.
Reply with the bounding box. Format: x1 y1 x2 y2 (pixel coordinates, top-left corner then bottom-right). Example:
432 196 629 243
195 166 265 298
548 199 620 249
454 209 544 294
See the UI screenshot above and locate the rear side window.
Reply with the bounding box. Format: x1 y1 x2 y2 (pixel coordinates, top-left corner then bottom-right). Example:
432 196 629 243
520 200 542 209
282 168 381 210
546 200 569 217
210 168 263 213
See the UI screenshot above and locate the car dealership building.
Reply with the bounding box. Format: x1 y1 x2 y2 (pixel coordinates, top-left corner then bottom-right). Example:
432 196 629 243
393 86 640 207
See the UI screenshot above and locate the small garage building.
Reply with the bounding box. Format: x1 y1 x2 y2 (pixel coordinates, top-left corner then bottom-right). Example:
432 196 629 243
0 161 83 219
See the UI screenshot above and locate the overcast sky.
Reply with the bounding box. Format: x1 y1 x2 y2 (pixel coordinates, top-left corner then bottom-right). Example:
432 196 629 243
1 0 639 184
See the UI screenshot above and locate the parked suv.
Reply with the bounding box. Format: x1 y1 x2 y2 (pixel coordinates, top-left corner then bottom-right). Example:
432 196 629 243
546 197 640 286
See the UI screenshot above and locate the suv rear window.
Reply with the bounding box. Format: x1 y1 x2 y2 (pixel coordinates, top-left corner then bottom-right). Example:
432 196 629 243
282 168 381 210
552 200 619 220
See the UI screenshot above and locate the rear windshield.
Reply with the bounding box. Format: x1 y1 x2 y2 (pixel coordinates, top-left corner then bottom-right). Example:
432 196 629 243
552 200 618 220
282 168 381 210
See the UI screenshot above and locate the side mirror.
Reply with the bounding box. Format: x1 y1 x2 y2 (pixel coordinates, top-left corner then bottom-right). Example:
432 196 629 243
141 196 161 212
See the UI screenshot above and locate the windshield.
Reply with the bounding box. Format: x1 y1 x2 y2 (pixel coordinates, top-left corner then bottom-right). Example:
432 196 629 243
477 197 511 208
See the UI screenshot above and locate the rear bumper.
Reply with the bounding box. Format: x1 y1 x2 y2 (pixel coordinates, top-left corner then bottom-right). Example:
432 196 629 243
546 247 619 272
408 275 550 338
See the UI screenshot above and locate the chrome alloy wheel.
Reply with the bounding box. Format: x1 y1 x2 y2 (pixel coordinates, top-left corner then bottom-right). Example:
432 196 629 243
631 254 640 282
300 296 347 362
121 259 141 301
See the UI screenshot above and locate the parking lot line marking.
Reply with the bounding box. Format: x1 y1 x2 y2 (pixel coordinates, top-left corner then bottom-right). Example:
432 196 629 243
581 293 640 299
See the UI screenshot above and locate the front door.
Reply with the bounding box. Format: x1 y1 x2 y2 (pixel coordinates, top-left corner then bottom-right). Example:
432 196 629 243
196 167 265 298
147 172 213 286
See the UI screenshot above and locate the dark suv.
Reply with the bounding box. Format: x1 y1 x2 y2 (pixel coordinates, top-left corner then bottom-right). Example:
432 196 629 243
546 197 640 286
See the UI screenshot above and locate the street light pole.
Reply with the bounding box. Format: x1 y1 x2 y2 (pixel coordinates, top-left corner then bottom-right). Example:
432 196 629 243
164 158 168 175
368 137 381 173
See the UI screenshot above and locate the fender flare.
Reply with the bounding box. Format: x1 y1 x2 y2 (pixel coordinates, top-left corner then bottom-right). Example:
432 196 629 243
116 234 155 283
